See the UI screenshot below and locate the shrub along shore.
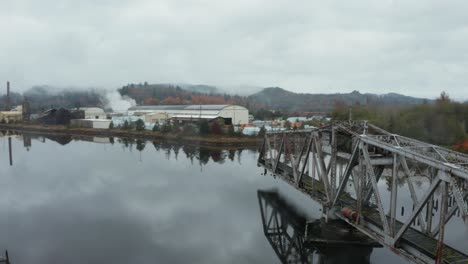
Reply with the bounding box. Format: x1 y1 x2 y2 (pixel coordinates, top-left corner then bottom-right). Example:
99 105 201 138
0 123 262 147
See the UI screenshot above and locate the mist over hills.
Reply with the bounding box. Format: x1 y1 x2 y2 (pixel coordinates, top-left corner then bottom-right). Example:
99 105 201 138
1 83 433 113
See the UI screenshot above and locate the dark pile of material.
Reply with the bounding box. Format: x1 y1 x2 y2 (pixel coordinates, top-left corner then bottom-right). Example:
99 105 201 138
38 108 84 125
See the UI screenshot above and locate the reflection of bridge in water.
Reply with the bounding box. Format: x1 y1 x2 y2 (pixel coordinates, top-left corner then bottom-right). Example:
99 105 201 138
258 190 380 264
258 121 468 264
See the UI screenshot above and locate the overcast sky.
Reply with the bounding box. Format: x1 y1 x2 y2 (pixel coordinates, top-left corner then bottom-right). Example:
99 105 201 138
1 0 468 99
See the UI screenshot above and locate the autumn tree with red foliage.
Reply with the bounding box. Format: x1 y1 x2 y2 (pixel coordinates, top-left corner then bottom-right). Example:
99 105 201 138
144 97 159 105
210 121 222 134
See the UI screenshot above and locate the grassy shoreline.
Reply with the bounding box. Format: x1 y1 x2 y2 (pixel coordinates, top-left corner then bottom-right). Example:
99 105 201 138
0 123 262 147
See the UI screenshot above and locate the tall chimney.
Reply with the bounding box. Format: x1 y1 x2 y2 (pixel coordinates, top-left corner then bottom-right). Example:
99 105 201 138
5 81 11 111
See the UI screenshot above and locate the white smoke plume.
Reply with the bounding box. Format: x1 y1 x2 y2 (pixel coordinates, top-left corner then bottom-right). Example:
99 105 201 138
105 90 136 112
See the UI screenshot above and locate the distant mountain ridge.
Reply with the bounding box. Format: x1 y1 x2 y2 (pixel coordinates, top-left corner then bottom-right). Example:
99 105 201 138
248 87 432 112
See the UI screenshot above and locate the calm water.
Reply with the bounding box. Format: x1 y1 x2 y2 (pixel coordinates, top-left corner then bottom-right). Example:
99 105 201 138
0 133 464 263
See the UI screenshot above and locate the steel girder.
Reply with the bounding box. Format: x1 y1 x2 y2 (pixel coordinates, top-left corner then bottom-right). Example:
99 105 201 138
258 121 468 264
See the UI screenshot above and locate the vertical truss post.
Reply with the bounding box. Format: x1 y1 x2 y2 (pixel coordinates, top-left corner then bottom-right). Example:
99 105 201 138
273 134 285 174
390 153 398 237
312 150 316 180
265 134 274 167
314 134 331 202
435 181 448 264
426 168 437 235
330 126 337 199
258 134 267 164
356 147 364 221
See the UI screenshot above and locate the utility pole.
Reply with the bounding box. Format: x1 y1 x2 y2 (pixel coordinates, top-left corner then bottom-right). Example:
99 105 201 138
348 107 352 125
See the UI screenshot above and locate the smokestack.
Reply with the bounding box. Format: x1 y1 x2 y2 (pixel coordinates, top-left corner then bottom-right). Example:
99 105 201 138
5 81 11 111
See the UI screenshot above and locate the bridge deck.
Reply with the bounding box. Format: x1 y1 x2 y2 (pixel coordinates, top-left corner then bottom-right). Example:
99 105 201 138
260 159 468 264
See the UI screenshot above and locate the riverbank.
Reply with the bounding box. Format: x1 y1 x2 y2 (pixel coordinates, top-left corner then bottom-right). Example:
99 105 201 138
0 123 262 147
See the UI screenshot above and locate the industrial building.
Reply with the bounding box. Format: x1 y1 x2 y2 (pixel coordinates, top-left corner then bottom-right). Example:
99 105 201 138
0 105 23 123
70 119 112 129
74 107 107 119
128 104 249 125
71 119 112 129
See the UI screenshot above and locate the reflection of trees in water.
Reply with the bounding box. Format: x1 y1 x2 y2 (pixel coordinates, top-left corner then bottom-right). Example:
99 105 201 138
136 140 145 152
108 139 251 165
197 147 211 165
117 138 135 151
228 149 236 161
210 149 225 164
182 145 197 164
150 141 247 165
237 149 243 164
173 144 181 160
152 141 160 151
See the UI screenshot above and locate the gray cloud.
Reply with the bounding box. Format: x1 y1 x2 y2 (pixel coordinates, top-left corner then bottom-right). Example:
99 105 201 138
1 0 468 99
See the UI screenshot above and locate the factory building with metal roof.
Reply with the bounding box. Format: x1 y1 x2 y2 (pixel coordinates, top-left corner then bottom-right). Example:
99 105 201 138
128 104 249 125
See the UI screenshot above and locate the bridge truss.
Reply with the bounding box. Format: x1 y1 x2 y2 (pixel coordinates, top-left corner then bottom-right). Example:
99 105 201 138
258 121 468 264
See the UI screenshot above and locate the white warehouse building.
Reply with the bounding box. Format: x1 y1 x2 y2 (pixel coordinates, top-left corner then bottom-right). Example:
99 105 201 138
128 105 249 125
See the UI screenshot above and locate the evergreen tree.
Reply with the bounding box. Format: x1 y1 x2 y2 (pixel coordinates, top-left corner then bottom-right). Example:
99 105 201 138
135 119 145 131
199 120 210 135
122 120 130 130
161 122 172 133
152 123 160 132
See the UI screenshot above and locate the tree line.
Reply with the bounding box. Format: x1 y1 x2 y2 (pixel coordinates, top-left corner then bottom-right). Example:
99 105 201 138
331 92 468 147
110 118 242 137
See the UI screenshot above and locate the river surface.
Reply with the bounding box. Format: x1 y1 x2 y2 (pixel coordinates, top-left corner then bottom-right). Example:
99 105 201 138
0 133 466 263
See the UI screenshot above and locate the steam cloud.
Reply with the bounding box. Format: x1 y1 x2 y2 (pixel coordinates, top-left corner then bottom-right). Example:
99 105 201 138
105 90 136 112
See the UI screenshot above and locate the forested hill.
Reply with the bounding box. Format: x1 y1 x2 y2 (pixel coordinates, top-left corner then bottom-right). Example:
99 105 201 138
248 87 432 112
119 84 432 113
118 83 248 105
0 86 105 112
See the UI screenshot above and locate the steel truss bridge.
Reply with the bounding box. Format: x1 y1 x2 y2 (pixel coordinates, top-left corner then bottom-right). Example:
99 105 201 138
258 121 468 264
